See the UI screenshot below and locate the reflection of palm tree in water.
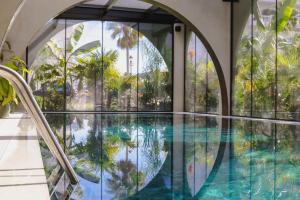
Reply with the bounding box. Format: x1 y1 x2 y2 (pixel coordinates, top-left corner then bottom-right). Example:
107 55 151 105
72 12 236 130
106 116 145 199
107 160 142 199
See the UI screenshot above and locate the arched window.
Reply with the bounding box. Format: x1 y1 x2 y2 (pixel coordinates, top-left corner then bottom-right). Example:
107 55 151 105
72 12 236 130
185 29 221 114
29 20 173 112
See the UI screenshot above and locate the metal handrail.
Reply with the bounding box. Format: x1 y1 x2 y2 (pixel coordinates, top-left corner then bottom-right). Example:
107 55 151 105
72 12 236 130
0 64 78 184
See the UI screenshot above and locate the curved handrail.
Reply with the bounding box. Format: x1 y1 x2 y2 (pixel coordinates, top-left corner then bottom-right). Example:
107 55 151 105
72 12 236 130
0 64 78 184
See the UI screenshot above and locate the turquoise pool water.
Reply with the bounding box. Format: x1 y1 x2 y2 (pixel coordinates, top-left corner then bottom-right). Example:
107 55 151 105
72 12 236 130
43 114 300 200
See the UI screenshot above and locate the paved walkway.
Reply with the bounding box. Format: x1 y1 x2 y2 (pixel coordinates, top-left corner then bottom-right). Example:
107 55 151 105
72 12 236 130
0 113 50 200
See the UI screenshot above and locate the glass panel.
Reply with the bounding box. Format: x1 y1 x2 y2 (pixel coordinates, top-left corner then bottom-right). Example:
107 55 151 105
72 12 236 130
252 0 276 118
233 0 300 121
185 30 220 114
138 23 173 111
195 38 207 113
29 19 66 111
66 21 102 111
103 22 138 111
29 20 173 112
232 1 252 116
276 0 300 120
185 31 196 112
207 52 220 114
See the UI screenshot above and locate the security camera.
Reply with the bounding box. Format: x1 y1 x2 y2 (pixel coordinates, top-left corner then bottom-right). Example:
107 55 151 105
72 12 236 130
175 25 182 32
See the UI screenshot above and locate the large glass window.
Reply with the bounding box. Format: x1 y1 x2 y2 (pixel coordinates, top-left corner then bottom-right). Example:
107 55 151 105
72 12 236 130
66 21 103 111
138 23 173 111
232 5 252 116
277 0 300 120
103 22 138 111
233 0 300 120
29 20 173 112
252 0 276 118
29 20 66 111
185 30 221 114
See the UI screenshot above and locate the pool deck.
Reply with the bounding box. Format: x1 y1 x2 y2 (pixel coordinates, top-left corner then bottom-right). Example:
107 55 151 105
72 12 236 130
0 113 49 200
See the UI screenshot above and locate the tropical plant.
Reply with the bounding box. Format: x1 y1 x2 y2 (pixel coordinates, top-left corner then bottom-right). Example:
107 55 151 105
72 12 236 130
139 40 171 110
108 23 139 74
0 42 29 116
106 160 145 199
108 22 139 110
233 0 300 120
31 23 101 111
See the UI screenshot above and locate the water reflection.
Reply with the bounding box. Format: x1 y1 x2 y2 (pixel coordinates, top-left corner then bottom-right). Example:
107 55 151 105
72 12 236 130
42 114 300 200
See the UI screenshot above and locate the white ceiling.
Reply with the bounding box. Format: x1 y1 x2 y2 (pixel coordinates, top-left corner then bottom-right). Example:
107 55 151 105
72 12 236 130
83 0 109 6
114 0 152 9
83 0 152 10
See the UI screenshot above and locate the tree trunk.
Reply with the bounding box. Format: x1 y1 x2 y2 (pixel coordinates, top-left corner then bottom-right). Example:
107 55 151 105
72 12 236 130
42 84 45 110
126 146 128 162
126 47 129 74
107 89 112 110
126 47 131 111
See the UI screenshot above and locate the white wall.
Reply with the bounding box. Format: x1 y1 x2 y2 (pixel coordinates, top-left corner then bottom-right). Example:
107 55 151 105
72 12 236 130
5 0 83 57
0 0 24 51
233 0 252 62
144 0 231 114
173 23 185 112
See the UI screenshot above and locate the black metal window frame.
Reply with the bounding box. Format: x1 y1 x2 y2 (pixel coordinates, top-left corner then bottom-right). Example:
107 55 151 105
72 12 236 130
230 0 300 122
183 28 221 115
27 18 175 113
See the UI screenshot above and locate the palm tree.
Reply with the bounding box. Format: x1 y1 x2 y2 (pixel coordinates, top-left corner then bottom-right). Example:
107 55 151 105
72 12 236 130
108 22 139 110
74 49 119 110
106 160 145 200
108 23 138 74
140 41 166 110
31 23 101 110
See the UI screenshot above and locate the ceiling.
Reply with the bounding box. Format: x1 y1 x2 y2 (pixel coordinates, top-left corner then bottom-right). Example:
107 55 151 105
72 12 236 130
83 0 153 10
57 0 179 24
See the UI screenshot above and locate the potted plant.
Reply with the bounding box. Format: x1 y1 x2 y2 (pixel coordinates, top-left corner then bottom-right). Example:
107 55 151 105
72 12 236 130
0 42 29 118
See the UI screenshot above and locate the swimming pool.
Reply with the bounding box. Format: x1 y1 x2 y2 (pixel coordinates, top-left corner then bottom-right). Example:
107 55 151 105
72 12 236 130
41 113 300 200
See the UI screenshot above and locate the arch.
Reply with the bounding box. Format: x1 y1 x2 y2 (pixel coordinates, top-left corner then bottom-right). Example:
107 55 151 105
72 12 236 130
141 0 229 115
6 0 230 115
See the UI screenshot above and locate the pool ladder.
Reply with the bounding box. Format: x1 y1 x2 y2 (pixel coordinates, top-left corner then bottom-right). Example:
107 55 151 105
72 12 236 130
0 64 78 185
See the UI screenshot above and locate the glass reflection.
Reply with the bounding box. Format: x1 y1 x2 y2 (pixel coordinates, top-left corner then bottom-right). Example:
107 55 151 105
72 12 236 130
41 114 300 199
138 23 173 111
65 21 102 111
29 20 66 111
233 0 300 120
185 29 221 114
29 20 173 112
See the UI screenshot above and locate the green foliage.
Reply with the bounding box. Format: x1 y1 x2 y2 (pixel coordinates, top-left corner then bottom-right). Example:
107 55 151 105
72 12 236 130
0 56 29 108
74 160 101 183
277 0 297 32
139 41 171 110
108 22 139 50
233 1 300 119
32 21 172 112
185 32 220 113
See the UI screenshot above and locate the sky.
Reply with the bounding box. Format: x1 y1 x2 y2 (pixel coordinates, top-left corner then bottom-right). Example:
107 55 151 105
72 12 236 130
67 20 167 74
